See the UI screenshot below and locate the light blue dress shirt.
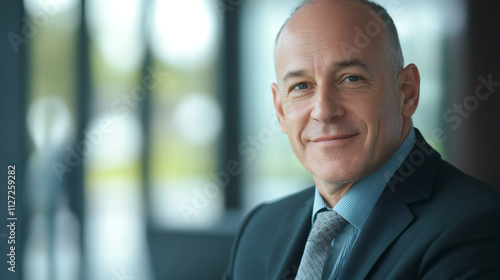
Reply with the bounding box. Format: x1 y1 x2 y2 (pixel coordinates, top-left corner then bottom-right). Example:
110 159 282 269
311 128 416 280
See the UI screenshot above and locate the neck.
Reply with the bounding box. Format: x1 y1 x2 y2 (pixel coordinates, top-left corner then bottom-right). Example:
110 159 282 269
313 178 355 208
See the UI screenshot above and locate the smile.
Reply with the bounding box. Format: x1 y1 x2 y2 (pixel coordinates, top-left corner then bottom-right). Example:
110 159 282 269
310 134 358 145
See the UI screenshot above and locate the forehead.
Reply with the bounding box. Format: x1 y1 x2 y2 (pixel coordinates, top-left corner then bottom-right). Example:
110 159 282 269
275 1 387 75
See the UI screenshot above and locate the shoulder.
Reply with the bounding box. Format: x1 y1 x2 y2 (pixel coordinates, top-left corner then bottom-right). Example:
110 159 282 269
232 186 315 250
427 159 500 236
239 186 315 231
432 159 500 211
223 186 315 279
416 161 500 278
405 157 500 229
410 158 500 251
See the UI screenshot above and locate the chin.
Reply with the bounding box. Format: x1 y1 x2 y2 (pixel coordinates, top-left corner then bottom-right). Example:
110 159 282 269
310 163 364 186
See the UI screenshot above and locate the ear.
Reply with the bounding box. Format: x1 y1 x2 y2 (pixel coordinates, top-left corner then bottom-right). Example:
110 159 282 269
272 83 288 134
398 63 420 118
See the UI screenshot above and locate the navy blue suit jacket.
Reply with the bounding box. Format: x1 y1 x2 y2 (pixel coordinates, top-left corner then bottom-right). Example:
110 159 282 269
223 131 500 279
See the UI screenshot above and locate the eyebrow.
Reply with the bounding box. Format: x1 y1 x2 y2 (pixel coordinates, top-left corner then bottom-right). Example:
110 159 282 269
281 70 306 84
280 59 370 83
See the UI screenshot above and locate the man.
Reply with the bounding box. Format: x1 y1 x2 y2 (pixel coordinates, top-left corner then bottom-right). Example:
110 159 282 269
223 0 500 279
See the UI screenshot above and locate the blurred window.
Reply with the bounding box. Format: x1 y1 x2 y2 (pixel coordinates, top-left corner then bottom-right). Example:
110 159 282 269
85 0 151 279
147 0 223 228
24 0 80 279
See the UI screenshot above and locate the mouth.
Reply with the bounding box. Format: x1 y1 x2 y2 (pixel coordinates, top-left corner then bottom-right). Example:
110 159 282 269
310 133 358 145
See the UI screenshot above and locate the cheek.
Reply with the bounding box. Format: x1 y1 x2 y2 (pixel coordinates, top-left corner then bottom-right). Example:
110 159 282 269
369 93 404 153
343 98 379 130
382 92 404 129
343 94 396 148
283 102 311 135
283 102 312 156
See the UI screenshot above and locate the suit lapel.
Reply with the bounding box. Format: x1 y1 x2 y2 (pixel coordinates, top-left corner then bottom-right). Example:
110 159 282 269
339 130 441 279
268 194 313 280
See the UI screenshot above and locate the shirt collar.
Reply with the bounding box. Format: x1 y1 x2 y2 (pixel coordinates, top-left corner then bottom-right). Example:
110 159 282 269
312 128 416 229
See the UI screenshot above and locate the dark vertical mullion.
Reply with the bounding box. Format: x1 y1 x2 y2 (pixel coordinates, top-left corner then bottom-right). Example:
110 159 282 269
447 0 500 188
0 1 27 280
220 6 242 209
465 0 500 188
72 0 91 279
140 0 153 226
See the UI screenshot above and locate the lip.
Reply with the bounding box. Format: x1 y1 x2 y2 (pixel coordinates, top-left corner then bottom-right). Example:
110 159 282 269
310 133 358 144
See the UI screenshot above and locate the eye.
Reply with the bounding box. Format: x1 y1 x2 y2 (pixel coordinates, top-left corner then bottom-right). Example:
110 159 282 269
293 82 309 90
345 76 361 82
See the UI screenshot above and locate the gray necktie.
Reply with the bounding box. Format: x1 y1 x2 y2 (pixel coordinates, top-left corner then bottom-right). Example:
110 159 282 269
295 210 347 280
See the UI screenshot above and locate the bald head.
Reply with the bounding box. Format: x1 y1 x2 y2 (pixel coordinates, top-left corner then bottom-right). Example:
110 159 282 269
275 0 403 76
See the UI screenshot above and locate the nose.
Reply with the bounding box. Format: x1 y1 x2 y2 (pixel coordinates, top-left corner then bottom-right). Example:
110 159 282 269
310 83 345 123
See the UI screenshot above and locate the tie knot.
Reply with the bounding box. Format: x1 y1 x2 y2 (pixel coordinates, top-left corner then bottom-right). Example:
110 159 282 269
308 210 347 244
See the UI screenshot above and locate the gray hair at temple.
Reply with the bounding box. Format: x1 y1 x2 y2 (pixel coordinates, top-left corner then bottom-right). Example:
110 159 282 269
275 0 405 76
